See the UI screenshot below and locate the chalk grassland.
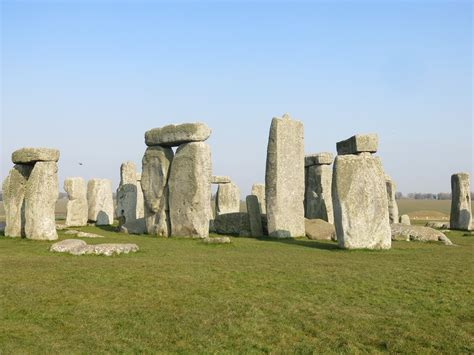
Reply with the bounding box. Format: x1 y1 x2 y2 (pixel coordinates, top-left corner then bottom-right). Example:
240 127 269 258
0 226 473 353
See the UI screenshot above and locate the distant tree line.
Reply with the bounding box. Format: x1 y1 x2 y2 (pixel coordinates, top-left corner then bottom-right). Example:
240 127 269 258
396 192 474 200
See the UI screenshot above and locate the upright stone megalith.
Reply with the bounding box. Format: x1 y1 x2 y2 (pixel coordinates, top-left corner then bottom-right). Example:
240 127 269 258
141 146 174 236
246 195 263 237
64 177 88 227
3 147 59 240
116 161 139 223
332 134 391 249
265 113 305 238
216 182 240 215
24 162 59 240
169 142 212 238
251 183 266 214
450 173 472 231
136 173 145 219
87 179 114 225
385 175 399 224
2 165 33 237
305 152 334 223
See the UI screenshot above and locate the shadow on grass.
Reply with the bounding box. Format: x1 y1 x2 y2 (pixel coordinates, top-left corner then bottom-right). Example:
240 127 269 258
94 224 119 233
256 236 340 251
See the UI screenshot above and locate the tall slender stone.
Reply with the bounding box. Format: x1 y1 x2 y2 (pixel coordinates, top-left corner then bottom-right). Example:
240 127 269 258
64 177 88 227
385 175 399 224
169 142 211 238
246 195 263 237
116 161 138 223
136 173 145 219
24 162 58 240
332 134 391 249
87 179 114 225
450 173 472 231
141 146 174 236
2 164 33 237
216 182 240 215
251 183 266 214
265 113 305 238
305 153 334 223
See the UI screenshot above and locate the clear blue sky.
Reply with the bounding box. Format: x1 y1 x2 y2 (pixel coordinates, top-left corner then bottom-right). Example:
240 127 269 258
1 0 472 196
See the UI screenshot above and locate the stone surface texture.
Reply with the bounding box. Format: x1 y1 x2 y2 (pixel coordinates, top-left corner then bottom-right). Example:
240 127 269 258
385 175 400 224
116 161 139 223
305 218 336 241
24 162 58 240
168 142 212 238
391 224 453 245
336 134 378 155
64 177 88 227
211 212 250 236
12 147 60 164
145 123 211 147
265 114 305 238
332 154 391 249
216 182 240 215
400 214 411 225
450 173 472 231
203 236 231 244
246 195 263 237
211 176 231 184
305 152 333 167
305 164 333 223
87 179 114 225
50 239 139 256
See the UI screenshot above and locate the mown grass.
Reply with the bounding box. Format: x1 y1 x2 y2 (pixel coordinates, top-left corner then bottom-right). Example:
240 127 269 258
0 227 473 353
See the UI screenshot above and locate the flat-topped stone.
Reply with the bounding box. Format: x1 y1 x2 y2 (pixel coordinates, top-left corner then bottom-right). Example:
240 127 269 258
50 239 139 256
391 224 453 245
305 152 333 167
12 148 60 164
211 176 231 184
336 134 378 155
145 123 211 147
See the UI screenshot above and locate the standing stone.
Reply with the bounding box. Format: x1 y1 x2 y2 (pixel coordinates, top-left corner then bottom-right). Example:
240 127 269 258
136 173 145 219
305 153 334 223
64 177 88 227
332 142 391 249
385 175 400 224
450 173 472 231
87 179 114 225
246 195 263 237
400 214 411 225
116 161 138 223
24 162 58 240
216 182 240 215
265 114 305 238
2 165 33 237
141 146 174 236
169 142 211 238
251 183 266 214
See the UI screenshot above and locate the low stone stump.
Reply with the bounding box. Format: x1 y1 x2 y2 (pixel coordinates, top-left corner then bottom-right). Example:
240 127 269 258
425 221 449 229
50 239 139 256
305 219 336 241
391 224 453 245
202 236 231 244
211 212 250 236
400 215 411 225
64 230 105 238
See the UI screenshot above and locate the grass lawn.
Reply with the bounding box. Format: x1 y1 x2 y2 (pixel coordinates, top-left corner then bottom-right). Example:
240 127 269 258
0 226 473 353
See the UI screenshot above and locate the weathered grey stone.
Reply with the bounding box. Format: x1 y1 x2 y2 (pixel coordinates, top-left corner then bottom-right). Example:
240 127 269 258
116 162 138 224
50 239 139 256
211 176 231 184
385 175 399 224
24 162 58 240
64 177 88 227
336 134 378 155
141 146 174 237
2 164 32 237
265 114 305 238
136 173 145 219
56 223 67 230
202 236 231 244
305 164 333 223
251 183 266 214
305 152 333 167
169 142 212 238
212 212 250 235
305 218 336 241
332 154 391 249
87 179 114 225
246 195 263 237
216 182 240 215
391 224 453 245
400 214 411 225
64 230 104 238
12 147 60 164
121 219 146 235
145 123 211 147
450 173 472 231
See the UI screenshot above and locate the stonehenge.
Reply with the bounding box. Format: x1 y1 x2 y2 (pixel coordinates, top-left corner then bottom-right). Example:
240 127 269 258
216 182 240 215
251 183 266 214
3 148 59 240
87 179 114 225
385 175 399 224
304 152 334 223
64 177 88 227
332 134 391 249
143 123 212 238
265 113 305 238
400 214 411 225
450 173 472 231
246 195 263 237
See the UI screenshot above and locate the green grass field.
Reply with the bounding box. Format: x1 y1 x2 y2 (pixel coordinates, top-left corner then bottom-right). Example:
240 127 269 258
0 226 472 353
